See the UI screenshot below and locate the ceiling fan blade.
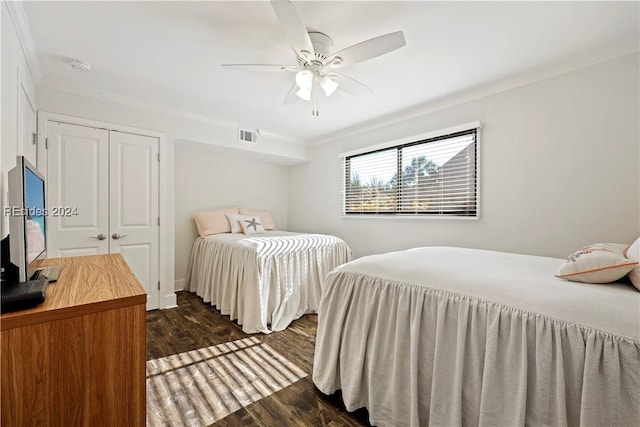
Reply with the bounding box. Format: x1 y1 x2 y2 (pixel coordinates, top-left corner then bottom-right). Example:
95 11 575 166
221 64 299 72
271 0 315 59
284 83 299 105
334 72 373 96
326 31 406 69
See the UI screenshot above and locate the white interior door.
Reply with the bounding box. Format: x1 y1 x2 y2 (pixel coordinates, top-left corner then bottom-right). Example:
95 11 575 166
109 131 159 310
18 79 36 165
46 122 110 257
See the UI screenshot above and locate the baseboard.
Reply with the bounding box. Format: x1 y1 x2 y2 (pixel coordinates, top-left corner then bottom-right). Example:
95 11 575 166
174 279 186 292
161 292 177 309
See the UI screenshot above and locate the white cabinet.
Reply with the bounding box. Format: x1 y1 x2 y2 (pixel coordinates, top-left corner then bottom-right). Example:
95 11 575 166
45 120 160 310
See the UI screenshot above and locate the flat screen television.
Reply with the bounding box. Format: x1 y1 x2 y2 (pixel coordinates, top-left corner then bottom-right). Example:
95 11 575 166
6 156 47 283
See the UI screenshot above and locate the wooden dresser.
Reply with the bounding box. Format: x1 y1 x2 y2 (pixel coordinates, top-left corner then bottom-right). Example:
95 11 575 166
1 254 147 426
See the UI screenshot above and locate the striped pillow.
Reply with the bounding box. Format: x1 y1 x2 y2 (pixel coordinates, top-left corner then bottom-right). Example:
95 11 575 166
555 243 638 284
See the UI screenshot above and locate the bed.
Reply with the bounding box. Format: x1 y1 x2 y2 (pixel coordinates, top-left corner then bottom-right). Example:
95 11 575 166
185 231 351 334
313 246 640 427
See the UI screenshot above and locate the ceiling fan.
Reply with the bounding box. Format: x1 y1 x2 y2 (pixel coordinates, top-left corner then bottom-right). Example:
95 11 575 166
222 0 406 116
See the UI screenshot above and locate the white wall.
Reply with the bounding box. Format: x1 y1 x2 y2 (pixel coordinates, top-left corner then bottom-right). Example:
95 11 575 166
174 140 289 289
1 2 37 238
288 53 640 259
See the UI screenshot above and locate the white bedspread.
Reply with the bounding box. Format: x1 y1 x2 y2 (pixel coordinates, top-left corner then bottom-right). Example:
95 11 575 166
185 231 351 334
313 247 640 427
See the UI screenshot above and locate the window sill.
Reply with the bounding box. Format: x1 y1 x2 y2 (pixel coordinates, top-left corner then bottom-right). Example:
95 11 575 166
341 214 479 221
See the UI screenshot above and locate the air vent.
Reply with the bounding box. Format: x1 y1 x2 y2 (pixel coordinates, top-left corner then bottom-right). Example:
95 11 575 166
238 129 258 143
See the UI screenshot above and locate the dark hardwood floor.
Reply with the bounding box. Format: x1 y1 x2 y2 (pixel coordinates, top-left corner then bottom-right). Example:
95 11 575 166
146 291 370 427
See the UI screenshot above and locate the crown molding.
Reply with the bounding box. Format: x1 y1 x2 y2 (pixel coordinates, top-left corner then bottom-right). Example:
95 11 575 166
315 41 640 146
37 79 310 146
38 79 237 129
4 0 43 82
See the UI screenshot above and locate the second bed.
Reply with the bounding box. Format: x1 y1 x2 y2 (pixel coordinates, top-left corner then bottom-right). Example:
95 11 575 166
313 246 640 426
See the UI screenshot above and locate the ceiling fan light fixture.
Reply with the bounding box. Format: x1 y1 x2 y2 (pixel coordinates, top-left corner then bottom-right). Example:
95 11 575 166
320 75 338 97
296 87 312 101
295 70 313 90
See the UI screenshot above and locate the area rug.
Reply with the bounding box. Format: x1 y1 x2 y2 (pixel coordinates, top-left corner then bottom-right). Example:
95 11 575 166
146 337 307 426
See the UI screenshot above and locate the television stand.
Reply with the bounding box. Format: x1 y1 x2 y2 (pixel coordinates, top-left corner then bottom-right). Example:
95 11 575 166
32 265 62 282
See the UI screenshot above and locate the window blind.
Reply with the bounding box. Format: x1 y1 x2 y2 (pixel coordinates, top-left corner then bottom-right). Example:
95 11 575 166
344 128 478 217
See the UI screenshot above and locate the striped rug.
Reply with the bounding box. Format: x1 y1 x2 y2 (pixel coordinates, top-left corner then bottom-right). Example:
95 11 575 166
146 337 307 426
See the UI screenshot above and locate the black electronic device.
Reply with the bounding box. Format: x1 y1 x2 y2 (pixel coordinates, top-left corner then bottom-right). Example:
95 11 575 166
32 265 62 282
1 277 48 312
1 156 59 311
7 156 49 283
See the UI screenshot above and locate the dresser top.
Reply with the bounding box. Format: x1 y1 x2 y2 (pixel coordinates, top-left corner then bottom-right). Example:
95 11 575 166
1 254 147 330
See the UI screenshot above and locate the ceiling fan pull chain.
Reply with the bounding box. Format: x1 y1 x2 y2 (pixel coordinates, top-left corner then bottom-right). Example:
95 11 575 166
312 86 319 116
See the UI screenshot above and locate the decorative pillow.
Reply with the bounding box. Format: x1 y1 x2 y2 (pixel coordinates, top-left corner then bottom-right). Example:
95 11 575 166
239 216 265 235
226 213 262 234
556 243 638 284
193 207 239 237
239 208 276 230
624 237 640 291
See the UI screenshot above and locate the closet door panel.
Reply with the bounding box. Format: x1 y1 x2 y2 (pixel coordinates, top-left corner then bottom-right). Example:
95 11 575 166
46 122 109 257
109 131 159 310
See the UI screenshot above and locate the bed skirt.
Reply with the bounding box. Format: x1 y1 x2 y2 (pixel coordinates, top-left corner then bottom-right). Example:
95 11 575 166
186 233 351 333
313 271 640 427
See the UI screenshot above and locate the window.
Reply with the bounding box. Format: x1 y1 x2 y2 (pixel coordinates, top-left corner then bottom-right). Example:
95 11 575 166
344 126 478 217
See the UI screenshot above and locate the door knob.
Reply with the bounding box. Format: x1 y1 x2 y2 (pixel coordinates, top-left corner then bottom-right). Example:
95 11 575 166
112 233 128 240
90 233 106 240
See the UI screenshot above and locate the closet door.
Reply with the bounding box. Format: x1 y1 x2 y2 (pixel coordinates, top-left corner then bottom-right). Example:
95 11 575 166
46 122 110 257
46 121 161 310
109 131 160 310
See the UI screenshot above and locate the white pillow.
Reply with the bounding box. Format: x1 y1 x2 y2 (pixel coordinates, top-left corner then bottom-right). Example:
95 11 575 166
226 213 263 234
555 243 638 284
624 237 640 291
239 208 276 230
239 216 265 235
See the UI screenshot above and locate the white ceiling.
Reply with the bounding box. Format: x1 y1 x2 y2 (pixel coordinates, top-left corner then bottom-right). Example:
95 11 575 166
23 1 639 143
